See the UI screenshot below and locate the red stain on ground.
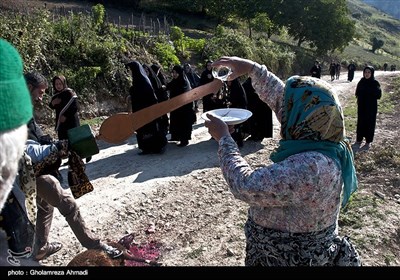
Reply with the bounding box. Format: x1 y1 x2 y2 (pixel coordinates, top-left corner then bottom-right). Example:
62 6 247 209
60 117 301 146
118 233 162 266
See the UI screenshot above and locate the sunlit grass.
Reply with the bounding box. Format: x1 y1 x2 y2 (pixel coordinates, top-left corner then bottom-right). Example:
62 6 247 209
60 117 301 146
81 117 104 127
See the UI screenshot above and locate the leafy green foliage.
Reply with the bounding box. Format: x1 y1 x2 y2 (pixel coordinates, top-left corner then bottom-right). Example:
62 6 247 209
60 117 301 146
184 37 205 53
0 9 52 71
168 26 205 60
91 3 105 30
203 26 295 77
152 42 180 68
277 0 356 54
203 25 254 61
0 5 134 111
251 13 281 39
170 26 185 56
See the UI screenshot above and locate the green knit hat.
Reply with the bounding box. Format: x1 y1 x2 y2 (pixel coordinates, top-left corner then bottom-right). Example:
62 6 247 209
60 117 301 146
0 39 33 132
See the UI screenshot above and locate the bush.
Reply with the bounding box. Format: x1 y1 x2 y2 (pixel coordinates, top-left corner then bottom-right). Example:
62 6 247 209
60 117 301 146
152 42 180 68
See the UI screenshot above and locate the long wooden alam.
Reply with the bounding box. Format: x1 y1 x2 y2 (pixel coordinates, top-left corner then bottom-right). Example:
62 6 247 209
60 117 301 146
98 79 223 144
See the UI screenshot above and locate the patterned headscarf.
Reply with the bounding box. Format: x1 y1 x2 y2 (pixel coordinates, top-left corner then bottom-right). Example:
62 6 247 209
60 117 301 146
270 76 357 207
52 75 68 93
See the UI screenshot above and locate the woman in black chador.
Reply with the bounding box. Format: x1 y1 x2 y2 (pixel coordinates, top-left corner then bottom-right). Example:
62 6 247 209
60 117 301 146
242 77 273 141
166 65 196 147
126 61 167 155
143 64 169 134
225 78 248 147
353 65 382 151
200 60 225 112
347 62 356 82
151 64 167 86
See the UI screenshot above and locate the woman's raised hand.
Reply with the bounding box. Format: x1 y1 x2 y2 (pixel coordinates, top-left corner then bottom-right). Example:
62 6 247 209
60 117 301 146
204 113 233 141
211 56 255 81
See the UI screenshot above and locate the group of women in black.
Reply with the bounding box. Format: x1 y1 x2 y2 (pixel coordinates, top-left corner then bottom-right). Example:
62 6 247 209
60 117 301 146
125 61 197 154
125 60 274 155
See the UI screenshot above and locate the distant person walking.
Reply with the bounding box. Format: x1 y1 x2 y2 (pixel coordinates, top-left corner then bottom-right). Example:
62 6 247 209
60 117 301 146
335 62 341 80
352 66 382 152
49 75 86 166
347 61 356 82
329 61 336 81
310 60 321 79
184 63 200 89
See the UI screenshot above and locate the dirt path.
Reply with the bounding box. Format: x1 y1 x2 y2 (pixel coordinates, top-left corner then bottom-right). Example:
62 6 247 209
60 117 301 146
42 70 399 267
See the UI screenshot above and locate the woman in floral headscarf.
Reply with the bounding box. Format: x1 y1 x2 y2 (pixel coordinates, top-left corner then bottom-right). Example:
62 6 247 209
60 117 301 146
204 56 361 266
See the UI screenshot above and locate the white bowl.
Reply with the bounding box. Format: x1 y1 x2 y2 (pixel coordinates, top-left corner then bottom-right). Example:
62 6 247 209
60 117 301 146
201 108 253 125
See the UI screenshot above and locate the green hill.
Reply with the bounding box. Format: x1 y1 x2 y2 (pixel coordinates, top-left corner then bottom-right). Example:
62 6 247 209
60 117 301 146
363 0 400 19
0 0 399 118
345 0 400 68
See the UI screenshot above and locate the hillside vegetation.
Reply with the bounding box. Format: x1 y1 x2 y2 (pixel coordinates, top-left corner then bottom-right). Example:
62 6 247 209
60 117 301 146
363 0 400 19
0 0 399 267
0 0 399 122
347 0 400 62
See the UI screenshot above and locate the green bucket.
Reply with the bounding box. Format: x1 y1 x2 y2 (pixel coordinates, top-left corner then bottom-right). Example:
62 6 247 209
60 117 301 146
67 124 99 158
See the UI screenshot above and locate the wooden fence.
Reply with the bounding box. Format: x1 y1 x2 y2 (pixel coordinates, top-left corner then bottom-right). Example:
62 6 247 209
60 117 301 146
50 4 172 37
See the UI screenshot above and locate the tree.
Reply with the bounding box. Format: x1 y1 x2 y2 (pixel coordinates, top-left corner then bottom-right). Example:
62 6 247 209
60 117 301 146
260 0 285 39
170 26 185 54
232 0 264 39
91 4 105 31
371 37 384 53
251 13 276 38
276 0 355 53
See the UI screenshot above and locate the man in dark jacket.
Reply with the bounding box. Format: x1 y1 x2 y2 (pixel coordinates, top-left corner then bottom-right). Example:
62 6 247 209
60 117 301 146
0 39 39 266
24 72 123 261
